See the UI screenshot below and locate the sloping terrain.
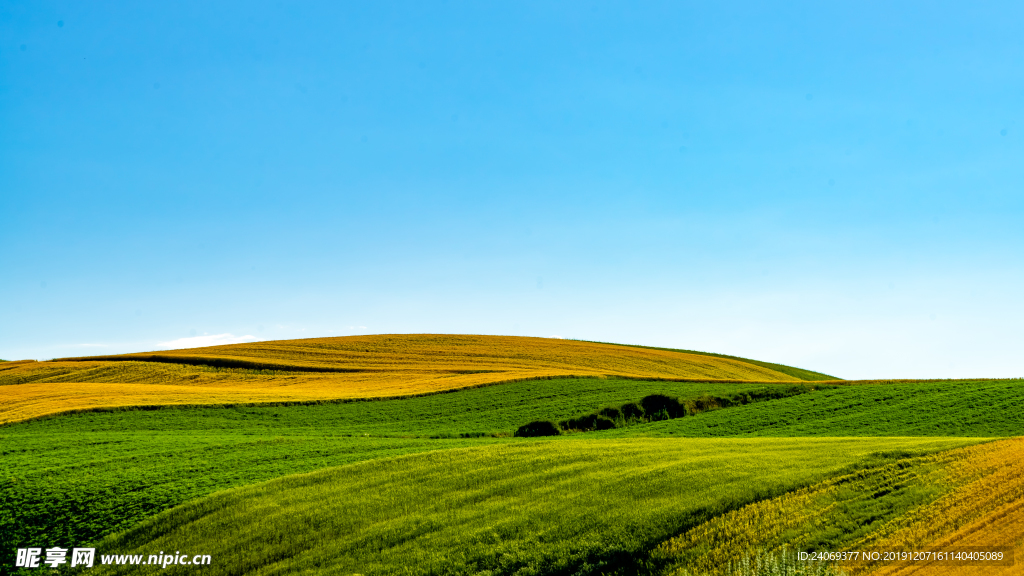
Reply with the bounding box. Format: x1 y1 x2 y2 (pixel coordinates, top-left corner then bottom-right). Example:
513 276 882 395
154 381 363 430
56 335 833 379
89 438 971 576
582 340 836 381
0 334 816 423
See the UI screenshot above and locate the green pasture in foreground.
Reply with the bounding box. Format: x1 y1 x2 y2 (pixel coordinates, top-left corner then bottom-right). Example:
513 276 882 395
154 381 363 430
603 378 1024 438
0 377 783 565
0 434 502 568
93 437 979 576
3 376 1021 566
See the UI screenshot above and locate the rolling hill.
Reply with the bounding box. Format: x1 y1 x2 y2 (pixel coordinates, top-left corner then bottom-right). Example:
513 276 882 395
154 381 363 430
0 334 828 423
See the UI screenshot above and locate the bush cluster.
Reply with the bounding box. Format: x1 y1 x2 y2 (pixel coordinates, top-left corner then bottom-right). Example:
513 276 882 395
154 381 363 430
514 420 563 437
512 386 818 436
553 385 816 433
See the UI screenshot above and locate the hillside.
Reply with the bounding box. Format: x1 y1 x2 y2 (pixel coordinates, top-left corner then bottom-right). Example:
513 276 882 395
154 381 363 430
0 334 820 423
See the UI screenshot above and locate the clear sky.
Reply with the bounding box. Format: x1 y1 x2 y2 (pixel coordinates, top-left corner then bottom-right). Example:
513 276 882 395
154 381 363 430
2 1 1022 379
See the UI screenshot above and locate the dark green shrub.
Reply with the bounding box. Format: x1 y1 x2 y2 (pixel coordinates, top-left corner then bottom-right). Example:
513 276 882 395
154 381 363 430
598 407 622 420
620 402 644 420
514 421 561 437
641 394 684 418
560 414 598 432
594 416 616 430
691 396 720 412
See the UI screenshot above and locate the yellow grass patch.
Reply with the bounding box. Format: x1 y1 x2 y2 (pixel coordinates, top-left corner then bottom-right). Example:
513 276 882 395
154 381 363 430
0 334 798 424
652 439 1024 576
866 503 1024 576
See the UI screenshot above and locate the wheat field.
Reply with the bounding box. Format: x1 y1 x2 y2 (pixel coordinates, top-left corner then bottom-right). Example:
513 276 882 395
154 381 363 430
0 334 805 424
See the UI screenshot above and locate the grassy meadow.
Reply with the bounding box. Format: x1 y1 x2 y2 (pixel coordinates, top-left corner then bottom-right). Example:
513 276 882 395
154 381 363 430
602 379 1024 438
90 438 975 576
0 376 825 560
3 335 1023 576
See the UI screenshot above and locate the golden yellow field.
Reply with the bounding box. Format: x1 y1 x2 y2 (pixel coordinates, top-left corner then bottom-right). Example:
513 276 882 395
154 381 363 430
0 334 800 424
864 438 1024 576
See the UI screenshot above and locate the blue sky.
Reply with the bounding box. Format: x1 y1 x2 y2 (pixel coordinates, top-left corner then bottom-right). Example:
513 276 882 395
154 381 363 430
2 1 1022 379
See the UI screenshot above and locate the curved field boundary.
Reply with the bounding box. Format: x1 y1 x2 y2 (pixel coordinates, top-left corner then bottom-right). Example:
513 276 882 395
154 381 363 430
576 339 838 381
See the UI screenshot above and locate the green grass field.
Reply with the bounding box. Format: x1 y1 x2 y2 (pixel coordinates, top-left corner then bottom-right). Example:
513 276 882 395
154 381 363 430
4 375 1022 576
601 379 1024 438
0 377 812 560
4 336 1024 576
91 437 974 576
0 432 502 570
